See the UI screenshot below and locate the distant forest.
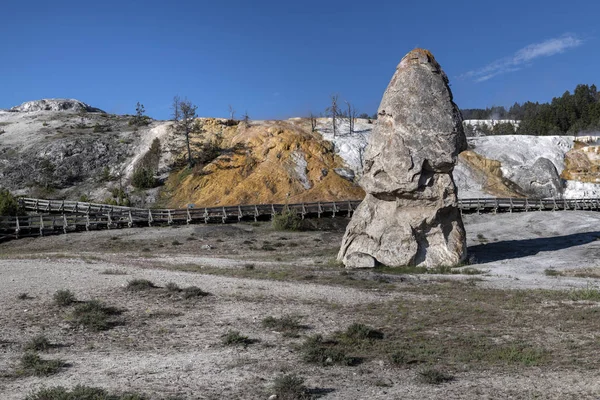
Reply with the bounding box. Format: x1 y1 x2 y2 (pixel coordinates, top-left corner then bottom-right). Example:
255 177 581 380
461 84 600 135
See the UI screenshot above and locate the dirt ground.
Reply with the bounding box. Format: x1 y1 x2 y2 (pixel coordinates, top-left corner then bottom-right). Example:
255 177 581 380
3 211 600 399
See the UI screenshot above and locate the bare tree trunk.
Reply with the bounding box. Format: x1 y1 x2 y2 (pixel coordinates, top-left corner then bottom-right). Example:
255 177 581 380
185 130 193 168
327 95 339 138
309 113 317 132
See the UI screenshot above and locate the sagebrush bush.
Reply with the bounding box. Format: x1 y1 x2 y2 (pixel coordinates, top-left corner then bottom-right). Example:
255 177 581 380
299 335 353 366
272 374 309 400
25 385 147 400
222 330 255 347
272 208 302 231
165 282 181 292
417 367 454 385
182 286 210 299
24 335 52 352
71 300 122 331
126 279 157 291
18 352 65 377
262 315 303 337
53 289 76 307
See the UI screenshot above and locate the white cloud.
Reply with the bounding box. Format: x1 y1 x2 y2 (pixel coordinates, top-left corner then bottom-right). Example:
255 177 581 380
463 34 583 83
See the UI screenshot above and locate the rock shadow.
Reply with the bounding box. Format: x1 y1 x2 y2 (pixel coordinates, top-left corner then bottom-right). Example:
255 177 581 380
468 231 600 264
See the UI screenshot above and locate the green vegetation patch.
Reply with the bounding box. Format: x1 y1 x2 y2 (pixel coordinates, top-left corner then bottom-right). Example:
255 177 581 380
25 385 147 400
271 374 310 400
17 352 66 377
126 279 158 291
53 289 76 307
70 300 123 331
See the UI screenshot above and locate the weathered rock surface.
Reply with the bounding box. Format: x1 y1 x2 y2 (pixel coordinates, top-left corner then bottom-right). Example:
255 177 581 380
508 157 563 198
338 49 467 268
9 99 104 113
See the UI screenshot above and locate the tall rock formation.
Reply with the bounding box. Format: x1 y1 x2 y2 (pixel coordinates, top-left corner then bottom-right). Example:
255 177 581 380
338 49 467 268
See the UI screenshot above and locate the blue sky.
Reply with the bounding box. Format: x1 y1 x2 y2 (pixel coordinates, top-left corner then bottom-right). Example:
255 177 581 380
1 0 597 120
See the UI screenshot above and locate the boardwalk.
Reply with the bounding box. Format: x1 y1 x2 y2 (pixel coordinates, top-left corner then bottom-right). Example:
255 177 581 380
1 197 600 242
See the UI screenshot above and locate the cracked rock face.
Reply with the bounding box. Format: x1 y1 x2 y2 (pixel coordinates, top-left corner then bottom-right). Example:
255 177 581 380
338 49 467 268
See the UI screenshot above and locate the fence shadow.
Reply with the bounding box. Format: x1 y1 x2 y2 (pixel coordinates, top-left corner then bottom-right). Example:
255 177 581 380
468 231 600 264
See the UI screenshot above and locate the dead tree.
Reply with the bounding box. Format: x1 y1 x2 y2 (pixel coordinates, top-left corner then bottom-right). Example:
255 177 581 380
309 112 318 132
228 105 236 121
345 101 358 134
172 95 181 122
326 94 340 137
242 110 250 125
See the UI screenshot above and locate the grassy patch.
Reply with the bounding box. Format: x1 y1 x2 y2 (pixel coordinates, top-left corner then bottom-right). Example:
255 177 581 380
339 323 384 342
417 367 454 385
164 282 210 299
101 268 127 275
53 289 76 307
17 352 66 377
262 315 304 337
271 374 310 400
182 286 210 299
126 279 158 291
376 265 484 275
544 268 563 277
221 330 257 347
569 286 600 301
70 300 122 331
299 334 356 366
17 292 33 300
24 385 147 400
560 267 600 279
24 335 52 352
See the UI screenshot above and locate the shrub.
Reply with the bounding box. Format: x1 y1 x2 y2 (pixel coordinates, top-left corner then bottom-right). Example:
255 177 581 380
165 282 181 292
417 367 454 385
131 166 156 189
196 140 221 165
341 323 384 341
25 385 147 400
17 293 32 300
262 315 303 337
272 208 301 231
272 374 309 400
53 290 76 307
99 166 112 182
18 352 66 376
126 279 157 291
221 330 255 347
101 268 127 275
299 335 353 366
0 188 20 216
71 300 122 331
182 286 210 299
24 335 52 352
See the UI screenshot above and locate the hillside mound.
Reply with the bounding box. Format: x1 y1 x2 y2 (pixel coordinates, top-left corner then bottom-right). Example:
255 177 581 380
163 119 365 207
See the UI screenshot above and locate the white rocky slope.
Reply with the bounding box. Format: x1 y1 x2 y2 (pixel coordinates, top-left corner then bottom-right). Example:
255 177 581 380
0 99 174 203
315 118 600 199
9 98 104 113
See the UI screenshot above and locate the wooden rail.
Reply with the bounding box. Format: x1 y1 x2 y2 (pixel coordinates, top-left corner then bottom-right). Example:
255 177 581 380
1 197 600 242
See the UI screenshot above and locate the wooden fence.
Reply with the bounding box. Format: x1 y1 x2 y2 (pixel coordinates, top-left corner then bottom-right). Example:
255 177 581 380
1 197 600 242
